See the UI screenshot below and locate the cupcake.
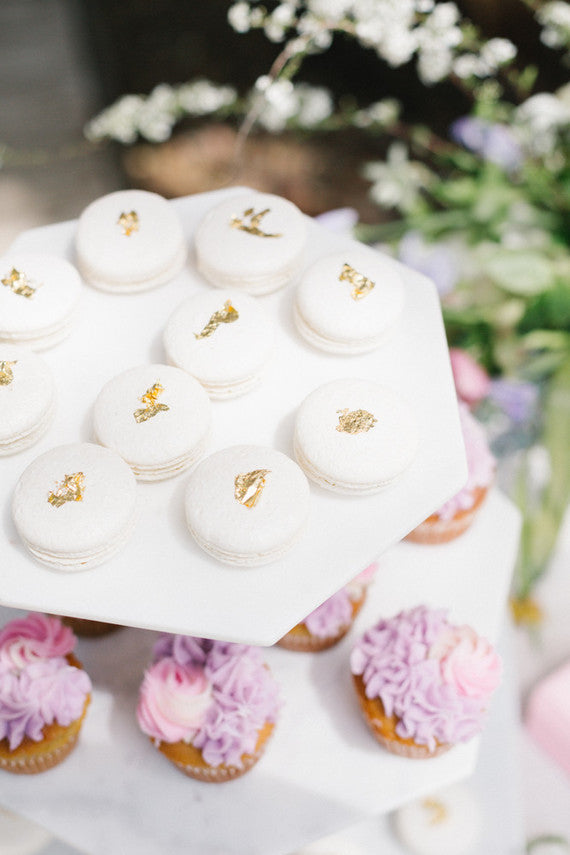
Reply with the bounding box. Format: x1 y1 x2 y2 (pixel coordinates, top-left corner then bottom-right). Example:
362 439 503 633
59 617 121 638
194 191 307 295
137 636 280 782
406 404 495 544
294 378 419 495
163 289 275 399
75 189 186 293
0 253 82 350
294 248 405 355
351 605 501 758
278 563 377 652
0 613 91 774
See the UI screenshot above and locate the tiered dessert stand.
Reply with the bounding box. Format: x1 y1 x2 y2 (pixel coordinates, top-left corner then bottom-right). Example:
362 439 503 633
0 189 521 854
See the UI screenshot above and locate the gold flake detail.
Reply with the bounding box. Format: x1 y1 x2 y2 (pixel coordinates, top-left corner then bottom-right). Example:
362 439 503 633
117 210 139 236
194 300 239 339
230 208 282 238
422 797 448 826
1 268 37 299
336 408 377 434
48 472 85 508
133 383 170 423
234 469 271 508
339 263 375 300
0 360 17 386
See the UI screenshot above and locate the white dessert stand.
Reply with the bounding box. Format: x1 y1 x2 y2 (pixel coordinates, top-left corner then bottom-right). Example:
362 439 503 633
0 489 520 855
0 189 467 644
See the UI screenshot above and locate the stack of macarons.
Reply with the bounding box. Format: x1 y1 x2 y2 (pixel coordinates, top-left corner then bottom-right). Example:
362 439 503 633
0 252 82 350
0 345 55 456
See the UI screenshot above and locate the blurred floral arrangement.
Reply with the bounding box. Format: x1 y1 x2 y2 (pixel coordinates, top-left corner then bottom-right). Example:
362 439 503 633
86 0 570 624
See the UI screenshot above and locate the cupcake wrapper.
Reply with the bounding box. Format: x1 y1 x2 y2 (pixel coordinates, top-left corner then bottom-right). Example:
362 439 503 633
277 625 350 653
0 731 79 775
171 742 267 783
59 617 121 637
406 487 488 545
368 724 451 759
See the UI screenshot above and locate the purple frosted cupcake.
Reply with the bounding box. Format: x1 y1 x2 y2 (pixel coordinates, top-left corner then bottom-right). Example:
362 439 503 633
0 613 91 774
278 564 377 652
137 635 280 782
351 605 502 758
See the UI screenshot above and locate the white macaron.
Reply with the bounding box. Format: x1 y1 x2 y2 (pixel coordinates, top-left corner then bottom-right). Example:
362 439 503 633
194 191 308 295
75 189 186 292
12 442 137 571
163 289 275 399
185 445 310 566
0 345 56 455
0 253 82 350
294 247 405 354
294 378 419 495
393 784 482 855
93 364 212 481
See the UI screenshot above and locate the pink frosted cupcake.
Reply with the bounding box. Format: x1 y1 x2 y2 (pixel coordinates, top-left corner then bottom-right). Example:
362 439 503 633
137 636 280 782
407 403 495 544
351 605 501 758
0 613 92 774
277 564 377 652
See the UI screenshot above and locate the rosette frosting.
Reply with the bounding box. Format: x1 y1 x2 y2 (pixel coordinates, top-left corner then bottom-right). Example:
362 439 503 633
436 404 495 521
0 613 91 750
137 636 280 769
350 605 501 751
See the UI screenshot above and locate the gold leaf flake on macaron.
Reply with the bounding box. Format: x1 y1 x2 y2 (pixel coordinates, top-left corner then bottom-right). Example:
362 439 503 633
133 382 170 423
194 300 239 340
422 797 449 825
234 469 271 508
0 360 17 385
117 210 139 236
230 208 282 238
48 472 85 508
1 268 38 299
336 408 377 434
339 263 375 300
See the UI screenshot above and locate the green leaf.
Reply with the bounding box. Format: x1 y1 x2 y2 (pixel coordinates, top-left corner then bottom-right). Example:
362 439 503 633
518 282 570 333
484 249 555 296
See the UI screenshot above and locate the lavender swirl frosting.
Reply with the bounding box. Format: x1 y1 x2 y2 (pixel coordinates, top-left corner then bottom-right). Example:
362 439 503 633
437 404 495 521
138 636 280 769
350 606 501 751
303 564 377 638
0 614 91 750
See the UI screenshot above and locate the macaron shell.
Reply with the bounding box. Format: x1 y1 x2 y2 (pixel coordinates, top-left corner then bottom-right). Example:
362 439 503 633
12 442 137 558
75 190 186 289
163 289 275 391
93 364 211 471
0 345 55 448
295 248 405 352
194 192 307 289
0 253 82 346
294 378 419 492
185 445 310 564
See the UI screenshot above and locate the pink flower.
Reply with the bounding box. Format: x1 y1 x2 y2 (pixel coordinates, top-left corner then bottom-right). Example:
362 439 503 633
430 626 502 699
0 614 75 673
449 348 491 407
137 657 213 744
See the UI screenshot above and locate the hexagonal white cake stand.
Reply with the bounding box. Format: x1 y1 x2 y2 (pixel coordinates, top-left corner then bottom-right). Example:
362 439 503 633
0 188 466 644
0 490 520 855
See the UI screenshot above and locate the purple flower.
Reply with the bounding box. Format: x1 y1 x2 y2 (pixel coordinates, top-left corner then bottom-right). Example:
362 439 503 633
489 378 540 425
398 231 460 296
314 207 358 237
450 117 523 172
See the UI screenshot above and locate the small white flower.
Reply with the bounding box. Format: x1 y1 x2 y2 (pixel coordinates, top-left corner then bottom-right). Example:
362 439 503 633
364 143 433 212
296 84 333 126
378 26 418 66
354 16 385 47
453 53 489 79
307 0 353 20
415 0 435 11
418 46 453 83
228 1 252 33
481 38 517 67
264 19 287 42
